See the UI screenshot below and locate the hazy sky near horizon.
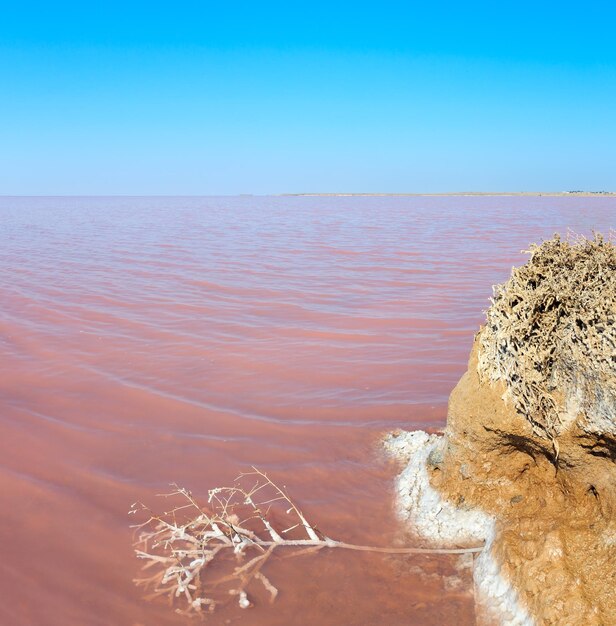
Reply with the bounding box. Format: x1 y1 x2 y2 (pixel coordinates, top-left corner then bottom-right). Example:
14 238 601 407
1 1 615 194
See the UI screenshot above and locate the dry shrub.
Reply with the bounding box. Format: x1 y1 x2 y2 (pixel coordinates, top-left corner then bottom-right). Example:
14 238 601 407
478 231 616 439
130 467 482 618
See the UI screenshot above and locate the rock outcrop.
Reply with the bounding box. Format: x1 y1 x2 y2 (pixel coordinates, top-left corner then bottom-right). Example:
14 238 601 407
388 234 616 625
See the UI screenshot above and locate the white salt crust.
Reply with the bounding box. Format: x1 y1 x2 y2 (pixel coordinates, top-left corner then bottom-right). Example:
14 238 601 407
384 430 534 626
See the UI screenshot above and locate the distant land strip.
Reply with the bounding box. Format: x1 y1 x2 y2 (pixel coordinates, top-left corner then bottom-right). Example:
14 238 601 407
281 191 616 197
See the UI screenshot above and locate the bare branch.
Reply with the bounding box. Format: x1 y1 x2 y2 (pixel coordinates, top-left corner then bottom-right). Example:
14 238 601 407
132 468 484 618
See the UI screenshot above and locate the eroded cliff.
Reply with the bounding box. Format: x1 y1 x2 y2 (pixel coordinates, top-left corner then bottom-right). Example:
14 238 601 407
388 234 616 624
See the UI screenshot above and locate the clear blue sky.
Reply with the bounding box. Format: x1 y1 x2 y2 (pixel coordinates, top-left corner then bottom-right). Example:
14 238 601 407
1 1 615 194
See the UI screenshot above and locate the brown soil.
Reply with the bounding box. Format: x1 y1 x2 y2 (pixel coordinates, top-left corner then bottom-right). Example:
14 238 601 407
428 235 616 624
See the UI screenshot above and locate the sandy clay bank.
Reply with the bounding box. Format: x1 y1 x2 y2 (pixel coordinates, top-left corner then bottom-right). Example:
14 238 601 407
386 234 616 625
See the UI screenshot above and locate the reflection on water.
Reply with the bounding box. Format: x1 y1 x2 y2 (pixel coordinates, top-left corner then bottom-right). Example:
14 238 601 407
0 196 613 625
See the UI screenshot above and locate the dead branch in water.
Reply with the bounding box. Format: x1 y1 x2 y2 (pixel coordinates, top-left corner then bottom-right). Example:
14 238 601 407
130 466 483 617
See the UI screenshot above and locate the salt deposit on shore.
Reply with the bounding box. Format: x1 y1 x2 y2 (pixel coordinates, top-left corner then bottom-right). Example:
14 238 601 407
384 430 533 626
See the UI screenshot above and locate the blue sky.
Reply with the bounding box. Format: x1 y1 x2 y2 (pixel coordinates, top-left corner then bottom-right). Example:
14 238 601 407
1 1 615 194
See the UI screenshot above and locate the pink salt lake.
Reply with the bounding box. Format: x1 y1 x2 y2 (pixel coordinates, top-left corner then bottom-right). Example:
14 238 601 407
0 195 613 625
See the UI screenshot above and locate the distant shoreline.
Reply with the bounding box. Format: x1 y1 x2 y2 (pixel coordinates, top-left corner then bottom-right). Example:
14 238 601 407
281 191 616 198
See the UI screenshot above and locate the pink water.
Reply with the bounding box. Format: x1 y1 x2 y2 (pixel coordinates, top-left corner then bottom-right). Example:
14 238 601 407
0 196 613 625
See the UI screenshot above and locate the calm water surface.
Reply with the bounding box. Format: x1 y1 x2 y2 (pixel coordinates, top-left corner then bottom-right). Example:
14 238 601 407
0 196 613 625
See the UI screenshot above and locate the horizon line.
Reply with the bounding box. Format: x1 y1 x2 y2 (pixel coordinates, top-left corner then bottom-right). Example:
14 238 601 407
1 191 615 198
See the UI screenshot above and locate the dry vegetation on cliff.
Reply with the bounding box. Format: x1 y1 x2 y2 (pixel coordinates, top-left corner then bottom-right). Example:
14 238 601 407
478 232 616 439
